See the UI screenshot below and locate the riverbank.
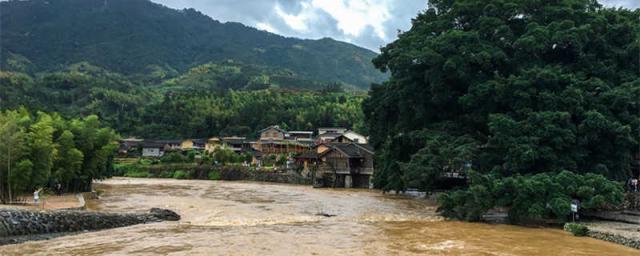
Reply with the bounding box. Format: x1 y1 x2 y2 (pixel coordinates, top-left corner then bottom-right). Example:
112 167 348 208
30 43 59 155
584 221 640 249
0 207 180 246
2 177 636 255
581 210 640 249
116 162 312 185
0 193 85 211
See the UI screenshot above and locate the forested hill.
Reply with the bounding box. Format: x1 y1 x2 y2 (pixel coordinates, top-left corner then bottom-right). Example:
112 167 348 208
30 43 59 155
0 0 385 89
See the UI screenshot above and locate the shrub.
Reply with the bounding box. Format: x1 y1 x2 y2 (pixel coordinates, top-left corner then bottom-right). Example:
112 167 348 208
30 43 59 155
219 166 249 180
564 223 589 236
124 169 150 178
138 159 153 165
159 170 175 178
438 171 624 223
161 152 190 163
213 147 242 164
116 163 150 178
173 170 189 179
208 171 221 180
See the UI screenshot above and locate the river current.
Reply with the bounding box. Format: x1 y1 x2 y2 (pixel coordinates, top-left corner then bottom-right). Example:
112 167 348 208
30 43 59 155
1 177 637 255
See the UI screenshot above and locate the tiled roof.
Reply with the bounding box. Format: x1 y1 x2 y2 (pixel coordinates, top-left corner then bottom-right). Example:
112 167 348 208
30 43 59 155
142 142 166 148
258 125 287 134
296 150 319 159
317 132 343 139
319 143 375 158
353 143 375 153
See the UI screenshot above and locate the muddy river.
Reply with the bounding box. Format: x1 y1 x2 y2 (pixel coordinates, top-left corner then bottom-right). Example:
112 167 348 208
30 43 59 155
1 177 638 255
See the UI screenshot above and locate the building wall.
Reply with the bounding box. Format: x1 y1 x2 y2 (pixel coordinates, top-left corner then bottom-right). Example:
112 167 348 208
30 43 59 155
205 141 221 153
181 140 194 150
142 148 163 157
260 128 285 140
318 128 347 135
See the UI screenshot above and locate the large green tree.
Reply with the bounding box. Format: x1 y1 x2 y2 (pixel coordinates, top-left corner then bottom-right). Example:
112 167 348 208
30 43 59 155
364 0 640 191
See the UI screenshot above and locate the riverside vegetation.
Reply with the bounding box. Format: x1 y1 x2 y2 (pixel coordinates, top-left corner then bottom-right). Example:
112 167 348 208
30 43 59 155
0 0 638 236
0 110 118 202
363 0 639 223
114 148 311 185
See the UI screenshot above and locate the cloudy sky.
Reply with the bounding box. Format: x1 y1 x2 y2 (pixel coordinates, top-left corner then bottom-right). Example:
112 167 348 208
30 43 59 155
152 0 639 51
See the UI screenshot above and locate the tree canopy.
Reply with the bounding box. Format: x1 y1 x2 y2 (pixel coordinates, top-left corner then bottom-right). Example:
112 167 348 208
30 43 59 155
0 62 367 139
364 0 640 194
0 109 118 202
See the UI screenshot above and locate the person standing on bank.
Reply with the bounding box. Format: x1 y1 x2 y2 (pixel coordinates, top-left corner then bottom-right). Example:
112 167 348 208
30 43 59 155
33 188 42 207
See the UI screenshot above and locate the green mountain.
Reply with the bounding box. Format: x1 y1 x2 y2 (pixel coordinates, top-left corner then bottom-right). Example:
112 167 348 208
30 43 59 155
0 0 386 89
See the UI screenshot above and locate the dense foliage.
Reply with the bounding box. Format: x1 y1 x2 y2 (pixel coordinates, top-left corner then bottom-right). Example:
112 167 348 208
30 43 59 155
0 62 367 139
0 0 385 89
364 0 640 195
564 223 589 236
0 109 118 202
438 171 624 222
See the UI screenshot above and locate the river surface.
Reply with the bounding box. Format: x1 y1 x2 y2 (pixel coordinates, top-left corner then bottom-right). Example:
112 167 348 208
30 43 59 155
1 177 638 255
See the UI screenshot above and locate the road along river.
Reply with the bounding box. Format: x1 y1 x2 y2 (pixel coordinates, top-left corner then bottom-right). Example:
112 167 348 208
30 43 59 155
1 177 638 255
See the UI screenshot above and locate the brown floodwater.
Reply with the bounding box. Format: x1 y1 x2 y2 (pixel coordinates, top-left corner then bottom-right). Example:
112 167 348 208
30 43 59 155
1 177 638 255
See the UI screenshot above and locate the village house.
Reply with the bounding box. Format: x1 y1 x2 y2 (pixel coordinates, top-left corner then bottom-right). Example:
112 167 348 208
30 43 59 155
343 130 368 144
118 138 143 156
255 125 311 154
295 151 319 177
316 133 353 144
205 137 222 153
314 143 375 188
221 136 251 153
157 140 182 151
141 141 165 157
181 139 206 151
250 150 263 167
318 127 348 135
288 131 314 144
315 128 368 144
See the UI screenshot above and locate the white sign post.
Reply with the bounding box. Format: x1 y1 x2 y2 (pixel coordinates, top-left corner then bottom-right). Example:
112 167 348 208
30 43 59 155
571 202 579 222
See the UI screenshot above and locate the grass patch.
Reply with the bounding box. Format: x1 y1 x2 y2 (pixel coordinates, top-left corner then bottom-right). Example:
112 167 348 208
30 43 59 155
564 223 589 236
208 171 221 180
123 169 150 178
173 170 189 179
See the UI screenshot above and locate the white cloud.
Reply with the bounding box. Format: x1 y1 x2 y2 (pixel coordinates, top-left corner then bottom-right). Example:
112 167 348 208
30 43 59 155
150 0 639 51
272 0 392 40
275 3 312 32
256 22 278 33
310 0 391 39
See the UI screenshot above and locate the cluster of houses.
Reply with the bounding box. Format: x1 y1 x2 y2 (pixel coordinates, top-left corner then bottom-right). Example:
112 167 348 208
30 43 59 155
118 126 375 188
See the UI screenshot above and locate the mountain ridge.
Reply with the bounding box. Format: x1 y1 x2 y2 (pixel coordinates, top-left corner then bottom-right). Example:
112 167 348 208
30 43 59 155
0 0 386 88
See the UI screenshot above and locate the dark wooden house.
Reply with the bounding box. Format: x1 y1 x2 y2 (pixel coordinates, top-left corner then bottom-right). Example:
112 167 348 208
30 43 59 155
314 143 375 188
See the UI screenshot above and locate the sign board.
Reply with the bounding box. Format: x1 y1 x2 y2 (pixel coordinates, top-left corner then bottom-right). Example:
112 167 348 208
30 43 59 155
571 203 578 213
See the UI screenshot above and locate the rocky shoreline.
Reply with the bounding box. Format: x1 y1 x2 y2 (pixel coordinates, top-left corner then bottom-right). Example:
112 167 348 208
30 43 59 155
587 228 640 249
0 207 180 245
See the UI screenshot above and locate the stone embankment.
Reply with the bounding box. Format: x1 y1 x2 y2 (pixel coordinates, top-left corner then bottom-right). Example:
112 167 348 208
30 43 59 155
587 227 640 249
0 208 179 238
583 208 640 250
